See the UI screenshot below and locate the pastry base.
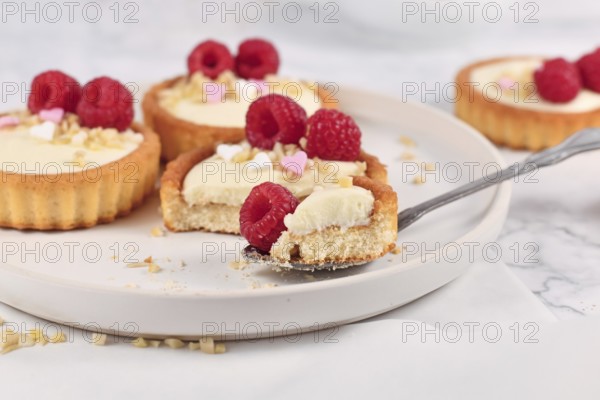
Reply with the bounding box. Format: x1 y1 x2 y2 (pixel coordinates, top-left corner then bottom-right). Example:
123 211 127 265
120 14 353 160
270 176 398 266
142 75 338 161
0 122 161 230
455 57 600 150
160 147 389 234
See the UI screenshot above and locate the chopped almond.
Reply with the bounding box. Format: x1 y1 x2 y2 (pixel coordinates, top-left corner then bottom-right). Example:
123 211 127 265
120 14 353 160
92 333 108 346
164 338 185 349
229 260 248 271
148 263 162 273
424 162 436 171
413 175 425 185
338 176 353 188
399 135 416 147
400 151 416 161
131 337 148 348
150 226 165 237
215 343 226 354
199 337 216 354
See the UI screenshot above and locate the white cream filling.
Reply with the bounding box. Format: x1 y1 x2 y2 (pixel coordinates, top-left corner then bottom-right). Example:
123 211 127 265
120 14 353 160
283 186 374 235
469 58 600 113
160 76 323 128
0 125 142 174
182 153 366 207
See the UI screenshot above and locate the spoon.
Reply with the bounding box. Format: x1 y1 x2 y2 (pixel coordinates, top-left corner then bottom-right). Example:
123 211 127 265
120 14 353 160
243 128 600 271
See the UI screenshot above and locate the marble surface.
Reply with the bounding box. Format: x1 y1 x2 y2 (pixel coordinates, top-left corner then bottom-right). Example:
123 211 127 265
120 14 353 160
498 150 600 319
0 0 599 320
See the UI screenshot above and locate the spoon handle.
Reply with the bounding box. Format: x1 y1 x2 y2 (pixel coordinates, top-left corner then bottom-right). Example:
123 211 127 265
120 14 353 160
397 128 600 232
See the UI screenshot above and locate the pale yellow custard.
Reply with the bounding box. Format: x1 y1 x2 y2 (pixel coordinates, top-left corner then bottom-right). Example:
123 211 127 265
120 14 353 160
182 142 367 207
283 185 374 235
0 111 143 174
470 58 600 113
159 71 323 128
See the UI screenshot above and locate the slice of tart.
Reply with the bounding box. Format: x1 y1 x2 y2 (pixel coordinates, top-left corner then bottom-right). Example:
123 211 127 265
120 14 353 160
160 95 388 234
455 50 600 150
0 71 160 230
142 38 336 161
261 177 398 266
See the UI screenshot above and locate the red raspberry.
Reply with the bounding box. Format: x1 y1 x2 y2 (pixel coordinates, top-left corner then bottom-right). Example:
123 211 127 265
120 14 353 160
305 109 361 161
245 94 307 150
240 182 299 252
576 48 600 93
534 58 582 103
76 77 134 131
235 38 279 80
187 40 234 79
28 70 81 114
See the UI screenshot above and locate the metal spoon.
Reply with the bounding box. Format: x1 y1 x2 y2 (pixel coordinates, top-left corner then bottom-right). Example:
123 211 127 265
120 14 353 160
243 128 600 271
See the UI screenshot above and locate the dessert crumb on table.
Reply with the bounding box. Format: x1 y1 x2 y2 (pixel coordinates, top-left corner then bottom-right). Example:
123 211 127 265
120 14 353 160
127 336 226 354
0 320 68 355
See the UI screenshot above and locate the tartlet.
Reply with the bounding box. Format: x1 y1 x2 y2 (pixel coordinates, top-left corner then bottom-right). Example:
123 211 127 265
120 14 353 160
142 38 337 161
160 91 398 266
455 55 600 150
0 71 160 230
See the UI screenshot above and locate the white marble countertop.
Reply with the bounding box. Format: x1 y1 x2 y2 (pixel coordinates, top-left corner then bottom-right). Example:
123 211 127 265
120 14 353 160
0 0 599 321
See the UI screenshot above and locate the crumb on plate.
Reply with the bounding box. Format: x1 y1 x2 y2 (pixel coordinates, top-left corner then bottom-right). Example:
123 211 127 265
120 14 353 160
126 262 148 268
229 260 248 271
400 151 416 161
148 263 162 273
399 135 416 147
124 283 139 289
150 226 165 237
413 175 426 185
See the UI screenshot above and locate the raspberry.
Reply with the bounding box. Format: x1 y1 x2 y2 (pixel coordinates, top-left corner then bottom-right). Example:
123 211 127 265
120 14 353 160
235 38 279 80
28 70 81 114
534 58 582 103
76 77 134 131
576 49 600 93
245 94 307 150
305 109 361 161
187 40 234 79
240 182 299 252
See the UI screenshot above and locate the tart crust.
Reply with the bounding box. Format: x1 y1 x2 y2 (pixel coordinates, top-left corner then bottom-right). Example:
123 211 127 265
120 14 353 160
270 175 398 266
0 122 160 230
160 147 388 234
455 57 600 150
142 75 338 161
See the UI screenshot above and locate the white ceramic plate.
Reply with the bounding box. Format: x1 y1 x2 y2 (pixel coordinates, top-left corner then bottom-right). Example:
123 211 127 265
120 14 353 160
0 88 511 339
